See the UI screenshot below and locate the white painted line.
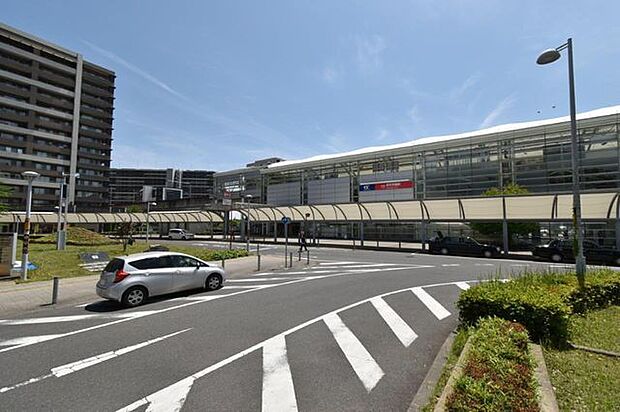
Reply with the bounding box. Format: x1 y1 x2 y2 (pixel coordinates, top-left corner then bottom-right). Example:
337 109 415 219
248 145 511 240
0 334 64 346
0 262 440 354
0 329 190 393
227 277 296 283
370 297 417 347
323 313 384 392
474 263 495 266
411 287 451 320
262 335 298 411
317 263 400 269
455 282 470 290
0 314 101 325
116 279 484 412
441 264 460 267
218 285 262 289
318 261 359 266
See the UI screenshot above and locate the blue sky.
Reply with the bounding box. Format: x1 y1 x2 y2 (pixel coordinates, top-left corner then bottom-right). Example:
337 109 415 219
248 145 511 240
4 1 620 171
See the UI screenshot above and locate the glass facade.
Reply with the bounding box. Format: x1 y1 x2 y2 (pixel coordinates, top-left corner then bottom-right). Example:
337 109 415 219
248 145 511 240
263 117 620 206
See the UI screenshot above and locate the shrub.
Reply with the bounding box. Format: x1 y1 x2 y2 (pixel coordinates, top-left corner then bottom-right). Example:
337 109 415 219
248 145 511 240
31 226 117 246
447 317 538 411
457 269 620 344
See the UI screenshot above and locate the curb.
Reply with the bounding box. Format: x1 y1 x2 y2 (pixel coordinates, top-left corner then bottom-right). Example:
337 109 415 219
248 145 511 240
407 331 456 411
530 343 560 412
433 336 473 411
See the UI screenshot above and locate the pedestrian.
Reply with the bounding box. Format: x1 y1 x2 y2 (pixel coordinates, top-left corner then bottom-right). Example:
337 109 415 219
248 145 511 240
299 230 308 252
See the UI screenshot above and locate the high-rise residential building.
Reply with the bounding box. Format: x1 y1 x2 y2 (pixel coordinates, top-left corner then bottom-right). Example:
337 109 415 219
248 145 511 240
0 22 115 211
109 168 215 209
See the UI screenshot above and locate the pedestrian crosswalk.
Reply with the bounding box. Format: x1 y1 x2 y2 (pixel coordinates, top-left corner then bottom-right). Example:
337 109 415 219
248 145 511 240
114 280 470 411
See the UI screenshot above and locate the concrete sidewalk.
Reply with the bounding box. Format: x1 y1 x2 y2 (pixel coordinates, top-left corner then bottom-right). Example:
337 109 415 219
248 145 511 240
0 254 304 318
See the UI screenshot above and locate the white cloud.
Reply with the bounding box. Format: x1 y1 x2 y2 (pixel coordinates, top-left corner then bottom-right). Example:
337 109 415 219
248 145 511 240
322 65 340 84
408 105 422 123
480 94 517 128
82 40 189 101
356 35 386 73
450 73 481 102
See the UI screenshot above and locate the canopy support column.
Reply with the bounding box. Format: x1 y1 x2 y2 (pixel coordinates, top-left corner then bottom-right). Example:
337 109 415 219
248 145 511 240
502 196 509 255
359 221 364 246
616 194 620 251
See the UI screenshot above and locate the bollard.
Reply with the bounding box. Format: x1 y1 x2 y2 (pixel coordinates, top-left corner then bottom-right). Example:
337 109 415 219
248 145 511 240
52 276 59 304
257 254 261 271
298 251 301 261
221 258 225 269
289 252 293 268
306 250 310 265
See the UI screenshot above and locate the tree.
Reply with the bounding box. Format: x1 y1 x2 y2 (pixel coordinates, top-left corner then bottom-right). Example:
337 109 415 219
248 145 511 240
116 221 140 252
470 184 540 246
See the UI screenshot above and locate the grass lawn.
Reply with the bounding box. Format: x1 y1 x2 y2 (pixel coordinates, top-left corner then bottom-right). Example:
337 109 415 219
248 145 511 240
544 306 620 412
19 240 249 283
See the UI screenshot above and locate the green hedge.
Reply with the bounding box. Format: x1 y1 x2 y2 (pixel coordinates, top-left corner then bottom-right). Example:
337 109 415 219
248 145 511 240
447 317 538 411
457 270 620 344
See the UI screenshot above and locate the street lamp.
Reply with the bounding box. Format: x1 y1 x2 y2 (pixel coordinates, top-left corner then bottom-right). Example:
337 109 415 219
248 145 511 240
57 172 79 250
537 38 586 285
244 194 253 251
146 201 157 245
21 171 39 281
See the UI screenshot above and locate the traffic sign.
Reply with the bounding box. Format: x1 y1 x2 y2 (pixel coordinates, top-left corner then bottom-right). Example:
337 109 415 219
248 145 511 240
281 216 291 225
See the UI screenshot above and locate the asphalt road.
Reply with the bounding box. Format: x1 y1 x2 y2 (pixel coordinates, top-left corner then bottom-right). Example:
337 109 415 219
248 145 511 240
0 246 575 411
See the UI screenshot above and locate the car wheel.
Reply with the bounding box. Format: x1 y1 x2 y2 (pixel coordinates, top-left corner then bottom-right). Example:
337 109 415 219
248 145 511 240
551 253 563 263
121 286 148 307
440 247 449 255
205 274 222 291
483 250 493 258
182 236 186 240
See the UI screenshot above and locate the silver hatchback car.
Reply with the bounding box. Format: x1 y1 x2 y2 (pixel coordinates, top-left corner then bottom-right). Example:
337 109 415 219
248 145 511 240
96 251 226 307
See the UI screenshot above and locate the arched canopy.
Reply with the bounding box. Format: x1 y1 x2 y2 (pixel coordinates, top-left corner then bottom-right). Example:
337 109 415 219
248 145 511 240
0 210 223 224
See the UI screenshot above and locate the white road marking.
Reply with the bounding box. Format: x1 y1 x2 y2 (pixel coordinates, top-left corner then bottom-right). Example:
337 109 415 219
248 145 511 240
441 264 460 267
455 282 470 290
116 279 483 412
411 287 451 320
370 297 417 347
0 264 441 354
474 263 495 267
0 310 159 327
0 334 63 346
323 313 384 392
262 335 298 411
227 277 296 283
317 263 400 269
0 329 190 394
318 261 359 265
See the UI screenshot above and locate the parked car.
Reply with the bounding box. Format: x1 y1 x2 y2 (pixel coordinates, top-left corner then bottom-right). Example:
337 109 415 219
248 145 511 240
96 252 225 307
532 239 620 265
168 228 194 240
429 236 501 258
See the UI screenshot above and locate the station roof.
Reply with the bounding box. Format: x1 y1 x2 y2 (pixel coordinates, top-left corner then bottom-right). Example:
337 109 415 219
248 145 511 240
266 105 620 172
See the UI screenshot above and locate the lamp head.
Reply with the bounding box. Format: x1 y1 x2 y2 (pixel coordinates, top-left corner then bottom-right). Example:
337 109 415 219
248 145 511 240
537 48 561 65
22 171 40 181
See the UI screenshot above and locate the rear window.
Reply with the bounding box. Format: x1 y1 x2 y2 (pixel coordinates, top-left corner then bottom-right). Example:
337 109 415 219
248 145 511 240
103 258 124 273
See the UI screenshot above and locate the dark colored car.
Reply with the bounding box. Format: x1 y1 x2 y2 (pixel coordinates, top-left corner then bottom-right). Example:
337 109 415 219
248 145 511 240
532 239 620 265
429 236 501 258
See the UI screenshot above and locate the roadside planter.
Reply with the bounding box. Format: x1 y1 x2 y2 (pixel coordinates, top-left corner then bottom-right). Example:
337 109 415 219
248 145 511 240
434 317 558 412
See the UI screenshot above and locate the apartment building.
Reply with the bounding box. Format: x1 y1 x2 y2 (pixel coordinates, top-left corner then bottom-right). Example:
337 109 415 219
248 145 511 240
0 23 115 211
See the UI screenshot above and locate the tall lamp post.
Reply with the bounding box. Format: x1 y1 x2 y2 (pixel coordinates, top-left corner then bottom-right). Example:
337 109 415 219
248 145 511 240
145 201 157 245
57 172 79 250
537 38 586 284
244 194 253 251
21 171 39 281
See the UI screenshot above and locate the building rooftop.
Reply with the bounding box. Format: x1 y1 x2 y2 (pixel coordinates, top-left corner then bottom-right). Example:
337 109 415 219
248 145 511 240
267 105 620 171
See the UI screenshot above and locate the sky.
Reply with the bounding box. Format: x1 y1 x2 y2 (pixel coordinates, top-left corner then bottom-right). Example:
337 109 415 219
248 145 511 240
3 1 620 171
